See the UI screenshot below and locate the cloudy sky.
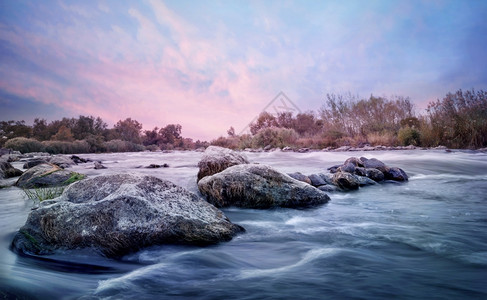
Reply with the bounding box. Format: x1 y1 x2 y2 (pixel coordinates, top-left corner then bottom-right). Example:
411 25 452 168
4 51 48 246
1 0 486 140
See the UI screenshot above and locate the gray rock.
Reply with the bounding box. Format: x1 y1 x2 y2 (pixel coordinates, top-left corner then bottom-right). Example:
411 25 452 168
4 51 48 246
23 158 49 169
71 155 90 164
94 161 107 169
15 163 78 188
145 163 169 168
383 167 408 181
197 146 249 182
287 172 312 184
338 162 356 173
332 172 360 190
333 146 351 152
327 164 342 174
365 168 385 182
344 157 364 167
355 175 377 187
318 173 335 185
360 157 387 172
1 160 23 179
308 174 327 187
49 156 75 169
198 164 330 209
317 184 338 192
12 174 244 257
354 167 367 177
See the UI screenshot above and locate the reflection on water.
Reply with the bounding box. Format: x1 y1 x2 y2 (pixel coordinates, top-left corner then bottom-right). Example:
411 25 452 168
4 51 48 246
1 150 486 299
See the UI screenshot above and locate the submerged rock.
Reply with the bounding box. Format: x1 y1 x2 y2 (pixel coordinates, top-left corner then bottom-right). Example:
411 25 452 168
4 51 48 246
146 163 169 168
71 155 90 164
12 174 244 258
94 161 107 169
198 164 330 209
49 156 75 169
15 163 82 188
197 146 249 182
384 167 408 181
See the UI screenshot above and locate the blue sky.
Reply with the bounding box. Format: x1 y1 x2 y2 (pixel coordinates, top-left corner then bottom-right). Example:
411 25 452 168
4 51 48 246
1 0 486 140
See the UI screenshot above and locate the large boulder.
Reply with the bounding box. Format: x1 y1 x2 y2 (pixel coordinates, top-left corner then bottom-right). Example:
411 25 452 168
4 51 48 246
197 146 249 182
0 160 23 179
15 163 82 188
198 164 330 209
12 174 244 258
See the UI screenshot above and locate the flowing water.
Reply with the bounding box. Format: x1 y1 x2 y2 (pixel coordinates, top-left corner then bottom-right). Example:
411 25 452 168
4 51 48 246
1 150 486 299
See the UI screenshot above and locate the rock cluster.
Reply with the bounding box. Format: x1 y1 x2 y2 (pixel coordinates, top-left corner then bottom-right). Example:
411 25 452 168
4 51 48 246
12 174 244 258
197 146 330 209
296 157 408 192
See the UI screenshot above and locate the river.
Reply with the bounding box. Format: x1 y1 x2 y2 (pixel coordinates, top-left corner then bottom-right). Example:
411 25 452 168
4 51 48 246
1 150 486 299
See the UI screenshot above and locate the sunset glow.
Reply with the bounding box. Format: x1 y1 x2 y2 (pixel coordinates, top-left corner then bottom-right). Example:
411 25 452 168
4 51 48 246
1 0 486 140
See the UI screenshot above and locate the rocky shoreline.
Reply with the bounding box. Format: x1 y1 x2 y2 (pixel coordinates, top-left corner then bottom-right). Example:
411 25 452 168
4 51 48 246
245 144 487 153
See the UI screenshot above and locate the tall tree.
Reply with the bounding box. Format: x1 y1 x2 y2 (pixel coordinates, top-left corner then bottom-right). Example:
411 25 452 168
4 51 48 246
113 118 142 144
32 118 50 140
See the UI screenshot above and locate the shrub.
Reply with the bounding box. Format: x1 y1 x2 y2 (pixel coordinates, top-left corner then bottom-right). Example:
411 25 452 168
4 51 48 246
43 141 69 154
4 137 44 153
104 139 145 152
366 132 397 146
145 144 160 152
41 140 91 154
398 127 421 146
237 134 253 149
252 127 298 148
72 140 91 153
211 136 240 149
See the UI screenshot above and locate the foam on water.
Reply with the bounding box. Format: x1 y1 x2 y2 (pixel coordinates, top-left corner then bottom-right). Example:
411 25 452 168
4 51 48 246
238 247 342 279
1 149 486 299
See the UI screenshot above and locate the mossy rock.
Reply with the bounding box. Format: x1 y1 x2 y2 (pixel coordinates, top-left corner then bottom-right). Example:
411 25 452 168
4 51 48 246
16 163 85 188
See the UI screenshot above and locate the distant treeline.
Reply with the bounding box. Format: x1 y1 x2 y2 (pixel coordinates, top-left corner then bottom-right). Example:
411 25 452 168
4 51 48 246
213 89 487 150
1 116 208 154
1 89 486 154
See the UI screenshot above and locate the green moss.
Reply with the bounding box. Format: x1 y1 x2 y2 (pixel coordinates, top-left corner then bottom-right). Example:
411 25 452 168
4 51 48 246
20 230 42 251
63 172 86 185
